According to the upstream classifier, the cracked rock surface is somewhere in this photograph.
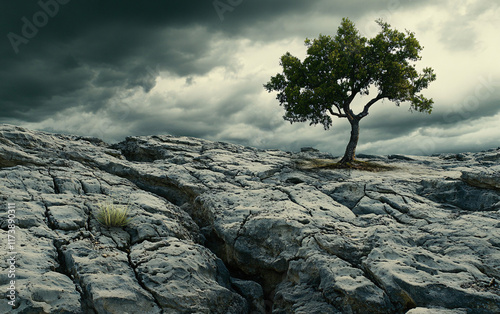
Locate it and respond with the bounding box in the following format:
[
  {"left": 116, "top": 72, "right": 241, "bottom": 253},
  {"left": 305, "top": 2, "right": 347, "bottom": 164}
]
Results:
[{"left": 1, "top": 124, "right": 500, "bottom": 313}]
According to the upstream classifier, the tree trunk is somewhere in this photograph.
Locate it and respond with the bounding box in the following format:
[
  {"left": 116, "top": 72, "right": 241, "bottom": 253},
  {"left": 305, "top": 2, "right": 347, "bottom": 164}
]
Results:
[{"left": 340, "top": 118, "right": 360, "bottom": 164}]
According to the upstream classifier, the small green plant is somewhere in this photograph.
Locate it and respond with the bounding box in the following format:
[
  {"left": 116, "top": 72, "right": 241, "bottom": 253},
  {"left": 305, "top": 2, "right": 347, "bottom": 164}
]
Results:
[{"left": 95, "top": 201, "right": 131, "bottom": 227}]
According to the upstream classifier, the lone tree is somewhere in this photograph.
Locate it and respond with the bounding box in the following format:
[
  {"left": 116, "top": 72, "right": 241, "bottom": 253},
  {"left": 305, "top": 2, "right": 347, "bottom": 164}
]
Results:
[{"left": 264, "top": 18, "right": 436, "bottom": 164}]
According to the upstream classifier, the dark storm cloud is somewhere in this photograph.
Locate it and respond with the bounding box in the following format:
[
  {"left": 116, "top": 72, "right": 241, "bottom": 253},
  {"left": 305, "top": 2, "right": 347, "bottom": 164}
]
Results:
[
  {"left": 0, "top": 0, "right": 422, "bottom": 123},
  {"left": 1, "top": 1, "right": 225, "bottom": 121}
]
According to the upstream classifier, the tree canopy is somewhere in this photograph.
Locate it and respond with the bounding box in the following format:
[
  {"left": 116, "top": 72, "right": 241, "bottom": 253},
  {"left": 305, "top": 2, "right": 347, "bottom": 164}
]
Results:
[{"left": 264, "top": 18, "right": 436, "bottom": 164}]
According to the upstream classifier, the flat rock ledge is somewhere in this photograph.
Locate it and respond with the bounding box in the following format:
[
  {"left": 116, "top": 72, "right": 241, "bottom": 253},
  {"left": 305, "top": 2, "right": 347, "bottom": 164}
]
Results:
[{"left": 1, "top": 124, "right": 499, "bottom": 313}]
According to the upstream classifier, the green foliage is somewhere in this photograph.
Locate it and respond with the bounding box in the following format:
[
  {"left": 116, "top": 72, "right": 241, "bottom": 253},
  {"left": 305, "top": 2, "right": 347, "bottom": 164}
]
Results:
[
  {"left": 264, "top": 18, "right": 436, "bottom": 129},
  {"left": 95, "top": 201, "right": 131, "bottom": 227}
]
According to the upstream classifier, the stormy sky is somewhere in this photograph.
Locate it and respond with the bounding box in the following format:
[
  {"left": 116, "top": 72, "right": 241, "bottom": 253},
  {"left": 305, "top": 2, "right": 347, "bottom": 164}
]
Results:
[{"left": 1, "top": 0, "right": 499, "bottom": 156}]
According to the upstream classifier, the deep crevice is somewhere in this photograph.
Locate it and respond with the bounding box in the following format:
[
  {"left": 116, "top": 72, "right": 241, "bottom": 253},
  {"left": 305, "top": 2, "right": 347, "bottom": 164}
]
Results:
[
  {"left": 112, "top": 171, "right": 193, "bottom": 207},
  {"left": 53, "top": 239, "right": 96, "bottom": 314},
  {"left": 43, "top": 197, "right": 95, "bottom": 314},
  {"left": 48, "top": 168, "right": 61, "bottom": 194},
  {"left": 233, "top": 211, "right": 255, "bottom": 247},
  {"left": 203, "top": 225, "right": 286, "bottom": 301},
  {"left": 226, "top": 262, "right": 278, "bottom": 314},
  {"left": 126, "top": 249, "right": 164, "bottom": 313},
  {"left": 360, "top": 263, "right": 404, "bottom": 313},
  {"left": 42, "top": 202, "right": 56, "bottom": 231}
]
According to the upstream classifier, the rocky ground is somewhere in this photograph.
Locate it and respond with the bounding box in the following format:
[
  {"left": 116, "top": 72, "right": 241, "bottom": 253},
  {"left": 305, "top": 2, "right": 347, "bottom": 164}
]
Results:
[{"left": 0, "top": 124, "right": 499, "bottom": 313}]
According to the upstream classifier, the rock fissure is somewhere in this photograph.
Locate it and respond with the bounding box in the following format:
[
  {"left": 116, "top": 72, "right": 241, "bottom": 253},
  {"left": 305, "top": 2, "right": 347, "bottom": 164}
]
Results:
[
  {"left": 39, "top": 194, "right": 91, "bottom": 313},
  {"left": 125, "top": 174, "right": 194, "bottom": 206},
  {"left": 126, "top": 249, "right": 164, "bottom": 313},
  {"left": 234, "top": 211, "right": 256, "bottom": 246},
  {"left": 41, "top": 202, "right": 57, "bottom": 230},
  {"left": 53, "top": 239, "right": 90, "bottom": 313},
  {"left": 83, "top": 203, "right": 92, "bottom": 232},
  {"left": 47, "top": 168, "right": 61, "bottom": 194}
]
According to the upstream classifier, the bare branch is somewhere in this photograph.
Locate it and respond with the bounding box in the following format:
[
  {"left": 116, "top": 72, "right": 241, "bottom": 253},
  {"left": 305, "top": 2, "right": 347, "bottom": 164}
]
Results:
[
  {"left": 334, "top": 104, "right": 343, "bottom": 115},
  {"left": 328, "top": 108, "right": 347, "bottom": 118},
  {"left": 340, "top": 91, "right": 359, "bottom": 121},
  {"left": 357, "top": 94, "right": 385, "bottom": 119}
]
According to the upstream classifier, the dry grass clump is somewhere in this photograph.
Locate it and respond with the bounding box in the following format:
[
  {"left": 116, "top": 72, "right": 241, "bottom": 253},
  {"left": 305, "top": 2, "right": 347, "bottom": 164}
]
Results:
[{"left": 95, "top": 201, "right": 131, "bottom": 227}]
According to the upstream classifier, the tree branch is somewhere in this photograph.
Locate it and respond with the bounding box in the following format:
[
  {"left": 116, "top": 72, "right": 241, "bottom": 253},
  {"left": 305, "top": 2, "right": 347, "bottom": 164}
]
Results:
[
  {"left": 334, "top": 104, "right": 343, "bottom": 115},
  {"left": 328, "top": 107, "right": 347, "bottom": 118},
  {"left": 342, "top": 91, "right": 359, "bottom": 121},
  {"left": 345, "top": 91, "right": 358, "bottom": 107},
  {"left": 357, "top": 94, "right": 385, "bottom": 119}
]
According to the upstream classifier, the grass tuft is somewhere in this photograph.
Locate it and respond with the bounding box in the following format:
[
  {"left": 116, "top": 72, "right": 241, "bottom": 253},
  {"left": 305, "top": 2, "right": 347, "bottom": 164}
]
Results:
[{"left": 95, "top": 201, "right": 132, "bottom": 227}]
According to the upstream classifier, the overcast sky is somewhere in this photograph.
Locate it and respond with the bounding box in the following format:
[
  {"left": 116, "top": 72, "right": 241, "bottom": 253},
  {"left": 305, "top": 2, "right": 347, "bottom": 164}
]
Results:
[{"left": 1, "top": 0, "right": 499, "bottom": 156}]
